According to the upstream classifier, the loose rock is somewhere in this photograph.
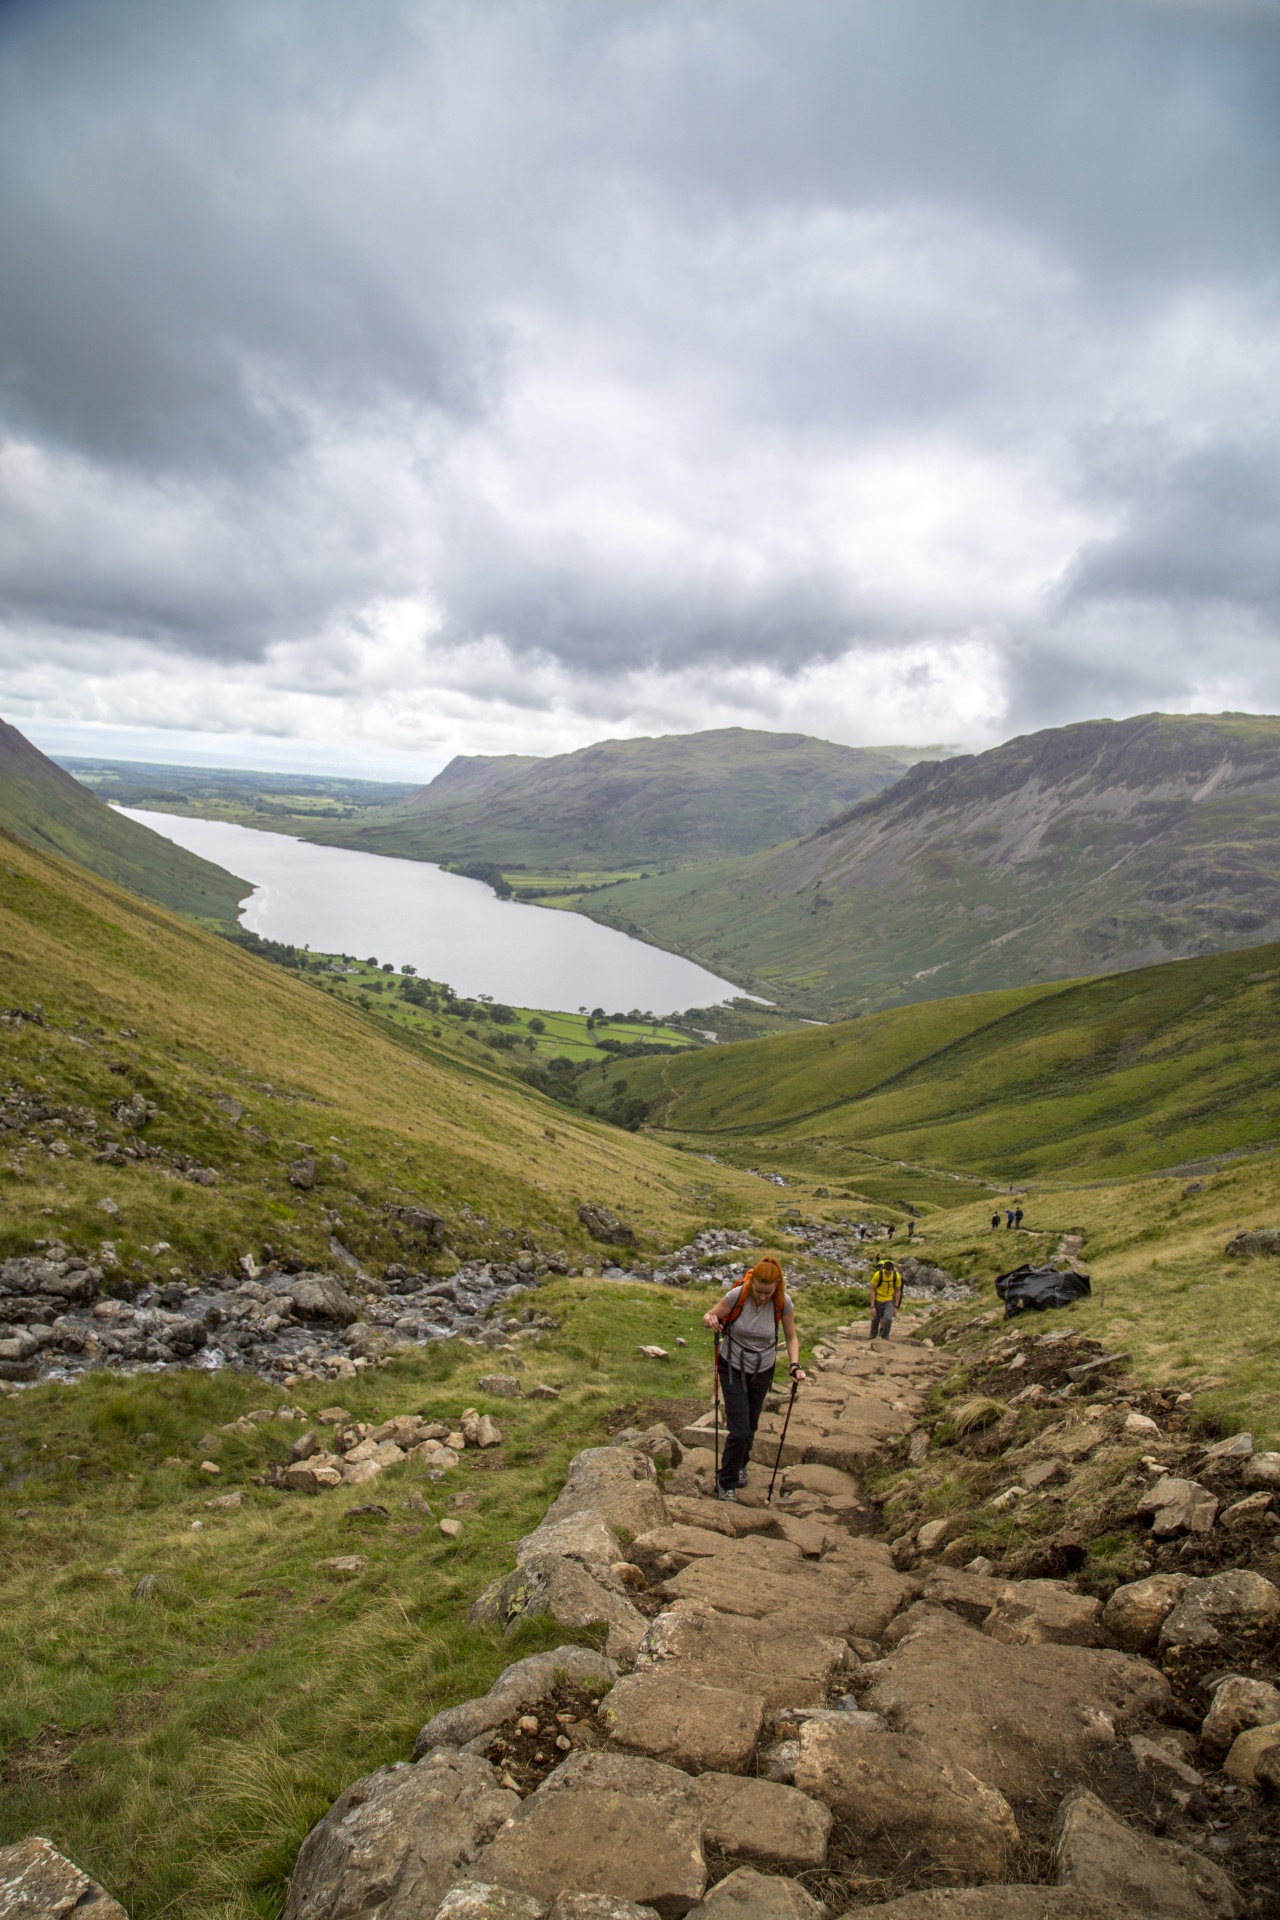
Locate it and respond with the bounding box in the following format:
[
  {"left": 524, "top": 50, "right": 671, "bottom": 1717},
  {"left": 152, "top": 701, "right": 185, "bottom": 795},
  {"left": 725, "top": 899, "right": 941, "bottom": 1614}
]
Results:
[{"left": 1054, "top": 1787, "right": 1242, "bottom": 1920}]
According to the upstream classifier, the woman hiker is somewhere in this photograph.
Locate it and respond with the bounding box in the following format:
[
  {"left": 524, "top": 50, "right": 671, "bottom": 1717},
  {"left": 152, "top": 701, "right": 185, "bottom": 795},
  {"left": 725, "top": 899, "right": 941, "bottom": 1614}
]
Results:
[{"left": 702, "top": 1256, "right": 805, "bottom": 1502}]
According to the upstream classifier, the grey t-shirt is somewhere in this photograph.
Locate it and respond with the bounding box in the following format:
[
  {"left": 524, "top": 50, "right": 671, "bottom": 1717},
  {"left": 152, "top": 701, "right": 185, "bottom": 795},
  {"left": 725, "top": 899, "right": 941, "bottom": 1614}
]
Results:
[{"left": 722, "top": 1285, "right": 789, "bottom": 1375}]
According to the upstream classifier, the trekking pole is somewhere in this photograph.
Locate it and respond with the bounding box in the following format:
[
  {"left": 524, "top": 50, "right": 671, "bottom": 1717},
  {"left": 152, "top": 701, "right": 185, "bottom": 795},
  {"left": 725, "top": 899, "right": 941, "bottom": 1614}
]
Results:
[
  {"left": 766, "top": 1375, "right": 800, "bottom": 1504},
  {"left": 712, "top": 1328, "right": 722, "bottom": 1488}
]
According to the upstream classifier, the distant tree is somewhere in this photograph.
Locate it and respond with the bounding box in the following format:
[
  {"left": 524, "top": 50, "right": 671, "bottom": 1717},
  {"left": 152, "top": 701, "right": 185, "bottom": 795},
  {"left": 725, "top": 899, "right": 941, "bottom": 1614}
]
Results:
[
  {"left": 528, "top": 1017, "right": 545, "bottom": 1033},
  {"left": 381, "top": 962, "right": 394, "bottom": 973},
  {"left": 365, "top": 956, "right": 378, "bottom": 967},
  {"left": 401, "top": 963, "right": 417, "bottom": 975}
]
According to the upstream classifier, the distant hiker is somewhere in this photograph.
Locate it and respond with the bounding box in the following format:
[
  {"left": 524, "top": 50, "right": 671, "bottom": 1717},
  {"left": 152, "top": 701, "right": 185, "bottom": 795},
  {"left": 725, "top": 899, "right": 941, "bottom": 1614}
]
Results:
[
  {"left": 907, "top": 1220, "right": 915, "bottom": 1241},
  {"left": 1006, "top": 1208, "right": 1015, "bottom": 1228},
  {"left": 991, "top": 1212, "right": 1001, "bottom": 1231},
  {"left": 886, "top": 1221, "right": 896, "bottom": 1239},
  {"left": 703, "top": 1257, "right": 805, "bottom": 1501},
  {"left": 1014, "top": 1206, "right": 1024, "bottom": 1230},
  {"left": 869, "top": 1256, "right": 903, "bottom": 1340}
]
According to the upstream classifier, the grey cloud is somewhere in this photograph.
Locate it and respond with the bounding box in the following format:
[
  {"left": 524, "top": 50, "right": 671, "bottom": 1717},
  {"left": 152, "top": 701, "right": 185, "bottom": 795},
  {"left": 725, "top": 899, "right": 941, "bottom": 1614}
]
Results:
[{"left": 0, "top": 0, "right": 1278, "bottom": 729}]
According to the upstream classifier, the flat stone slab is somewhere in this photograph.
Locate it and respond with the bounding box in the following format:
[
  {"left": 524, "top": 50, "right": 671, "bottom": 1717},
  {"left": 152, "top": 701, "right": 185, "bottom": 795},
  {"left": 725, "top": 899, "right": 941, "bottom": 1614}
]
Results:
[
  {"left": 860, "top": 1607, "right": 1172, "bottom": 1805},
  {"left": 471, "top": 1788, "right": 706, "bottom": 1920},
  {"left": 690, "top": 1774, "right": 831, "bottom": 1870},
  {"left": 657, "top": 1536, "right": 916, "bottom": 1640},
  {"left": 792, "top": 1718, "right": 1018, "bottom": 1878},
  {"left": 600, "top": 1673, "right": 764, "bottom": 1773},
  {"left": 635, "top": 1603, "right": 846, "bottom": 1709}
]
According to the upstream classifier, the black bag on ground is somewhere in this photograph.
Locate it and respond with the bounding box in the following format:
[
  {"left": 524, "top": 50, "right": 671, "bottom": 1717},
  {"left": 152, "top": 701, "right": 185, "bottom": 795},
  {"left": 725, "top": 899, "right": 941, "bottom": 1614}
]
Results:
[{"left": 995, "top": 1263, "right": 1091, "bottom": 1317}]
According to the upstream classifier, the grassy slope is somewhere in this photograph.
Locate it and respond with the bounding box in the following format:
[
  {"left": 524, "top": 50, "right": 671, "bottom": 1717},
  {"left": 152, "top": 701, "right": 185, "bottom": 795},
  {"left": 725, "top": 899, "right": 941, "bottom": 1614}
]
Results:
[
  {"left": 1, "top": 724, "right": 250, "bottom": 932},
  {"left": 592, "top": 942, "right": 1280, "bottom": 1186},
  {"left": 0, "top": 829, "right": 775, "bottom": 1282},
  {"left": 298, "top": 729, "right": 932, "bottom": 871},
  {"left": 575, "top": 712, "right": 1280, "bottom": 1016}
]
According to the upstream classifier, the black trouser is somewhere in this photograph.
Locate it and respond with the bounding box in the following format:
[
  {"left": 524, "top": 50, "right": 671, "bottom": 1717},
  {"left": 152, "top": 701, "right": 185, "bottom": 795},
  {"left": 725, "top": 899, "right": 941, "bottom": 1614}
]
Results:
[{"left": 717, "top": 1357, "right": 775, "bottom": 1489}]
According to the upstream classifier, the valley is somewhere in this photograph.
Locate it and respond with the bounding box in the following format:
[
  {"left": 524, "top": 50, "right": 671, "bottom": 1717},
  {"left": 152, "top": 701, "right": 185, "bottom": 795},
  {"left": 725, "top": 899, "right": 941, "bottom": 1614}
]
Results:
[{"left": 4, "top": 716, "right": 1280, "bottom": 1919}]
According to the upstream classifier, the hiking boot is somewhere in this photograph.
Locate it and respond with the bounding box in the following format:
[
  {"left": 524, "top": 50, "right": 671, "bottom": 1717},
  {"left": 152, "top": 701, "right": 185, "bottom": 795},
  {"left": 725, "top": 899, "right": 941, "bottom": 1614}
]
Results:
[
  {"left": 715, "top": 1485, "right": 737, "bottom": 1502},
  {"left": 735, "top": 1467, "right": 749, "bottom": 1488}
]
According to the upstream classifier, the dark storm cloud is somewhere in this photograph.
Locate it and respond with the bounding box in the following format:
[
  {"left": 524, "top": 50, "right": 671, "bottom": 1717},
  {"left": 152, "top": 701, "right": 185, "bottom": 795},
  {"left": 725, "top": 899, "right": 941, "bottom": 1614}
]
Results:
[{"left": 0, "top": 0, "right": 1279, "bottom": 739}]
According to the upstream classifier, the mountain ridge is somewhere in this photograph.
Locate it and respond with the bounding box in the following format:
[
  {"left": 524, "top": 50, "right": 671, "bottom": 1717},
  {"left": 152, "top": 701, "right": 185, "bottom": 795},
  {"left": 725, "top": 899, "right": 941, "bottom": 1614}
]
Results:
[
  {"left": 315, "top": 726, "right": 941, "bottom": 870},
  {"left": 574, "top": 711, "right": 1280, "bottom": 1014}
]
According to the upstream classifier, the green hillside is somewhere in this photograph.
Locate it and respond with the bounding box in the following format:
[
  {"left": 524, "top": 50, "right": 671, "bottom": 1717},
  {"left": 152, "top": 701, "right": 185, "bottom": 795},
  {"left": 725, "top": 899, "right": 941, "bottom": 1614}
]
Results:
[
  {"left": 579, "top": 940, "right": 1280, "bottom": 1188},
  {"left": 303, "top": 728, "right": 935, "bottom": 873},
  {"left": 0, "top": 722, "right": 250, "bottom": 930},
  {"left": 0, "top": 829, "right": 777, "bottom": 1280},
  {"left": 575, "top": 712, "right": 1280, "bottom": 1016}
]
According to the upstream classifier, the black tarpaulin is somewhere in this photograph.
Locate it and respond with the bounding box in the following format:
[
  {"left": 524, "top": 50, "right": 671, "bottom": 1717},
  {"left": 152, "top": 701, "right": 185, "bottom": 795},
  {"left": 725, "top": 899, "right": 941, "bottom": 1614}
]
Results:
[{"left": 995, "top": 1263, "right": 1092, "bottom": 1316}]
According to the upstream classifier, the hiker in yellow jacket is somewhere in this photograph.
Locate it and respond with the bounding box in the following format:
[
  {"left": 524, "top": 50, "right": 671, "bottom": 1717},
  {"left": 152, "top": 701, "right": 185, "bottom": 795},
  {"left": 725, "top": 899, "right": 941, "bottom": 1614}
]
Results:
[{"left": 869, "top": 1254, "right": 902, "bottom": 1341}]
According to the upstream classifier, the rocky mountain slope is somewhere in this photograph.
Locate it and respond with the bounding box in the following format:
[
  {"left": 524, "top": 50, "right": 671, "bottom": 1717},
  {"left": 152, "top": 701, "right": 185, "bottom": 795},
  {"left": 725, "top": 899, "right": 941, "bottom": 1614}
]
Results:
[
  {"left": 316, "top": 729, "right": 933, "bottom": 872},
  {"left": 576, "top": 713, "right": 1280, "bottom": 1015},
  {"left": 0, "top": 717, "right": 250, "bottom": 929}
]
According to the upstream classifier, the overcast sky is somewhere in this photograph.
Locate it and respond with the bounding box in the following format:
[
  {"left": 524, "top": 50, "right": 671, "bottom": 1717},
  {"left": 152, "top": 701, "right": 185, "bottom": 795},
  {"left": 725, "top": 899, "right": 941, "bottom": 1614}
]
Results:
[{"left": 3, "top": 0, "right": 1279, "bottom": 779}]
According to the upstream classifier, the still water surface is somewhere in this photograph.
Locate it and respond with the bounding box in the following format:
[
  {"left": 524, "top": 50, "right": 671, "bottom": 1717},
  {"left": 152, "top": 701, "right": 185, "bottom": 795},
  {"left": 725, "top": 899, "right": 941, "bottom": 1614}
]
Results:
[{"left": 122, "top": 808, "right": 742, "bottom": 1014}]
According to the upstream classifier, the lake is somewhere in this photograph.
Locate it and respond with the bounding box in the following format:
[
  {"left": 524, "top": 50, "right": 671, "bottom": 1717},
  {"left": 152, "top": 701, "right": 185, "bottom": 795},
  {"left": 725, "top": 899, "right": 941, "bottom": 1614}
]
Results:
[{"left": 121, "top": 808, "right": 743, "bottom": 1015}]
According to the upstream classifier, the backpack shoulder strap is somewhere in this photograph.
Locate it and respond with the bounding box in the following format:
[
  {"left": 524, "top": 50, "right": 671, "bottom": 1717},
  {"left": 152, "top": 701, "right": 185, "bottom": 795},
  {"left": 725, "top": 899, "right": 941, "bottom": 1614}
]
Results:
[{"left": 722, "top": 1278, "right": 751, "bottom": 1326}]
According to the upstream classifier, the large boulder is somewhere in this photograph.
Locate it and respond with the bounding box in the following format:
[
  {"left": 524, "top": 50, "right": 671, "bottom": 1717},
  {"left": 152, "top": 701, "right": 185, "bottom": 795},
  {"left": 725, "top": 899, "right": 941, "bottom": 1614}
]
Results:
[
  {"left": 1223, "top": 1722, "right": 1280, "bottom": 1785},
  {"left": 634, "top": 1602, "right": 846, "bottom": 1709},
  {"left": 414, "top": 1647, "right": 617, "bottom": 1756},
  {"left": 578, "top": 1205, "right": 636, "bottom": 1247},
  {"left": 599, "top": 1674, "right": 764, "bottom": 1773},
  {"left": 542, "top": 1448, "right": 667, "bottom": 1541},
  {"left": 1224, "top": 1229, "right": 1280, "bottom": 1257},
  {"left": 282, "top": 1749, "right": 518, "bottom": 1920},
  {"left": 792, "top": 1718, "right": 1018, "bottom": 1877},
  {"left": 274, "top": 1272, "right": 359, "bottom": 1325},
  {"left": 1054, "top": 1788, "right": 1242, "bottom": 1920},
  {"left": 0, "top": 1835, "right": 127, "bottom": 1917},
  {"left": 467, "top": 1557, "right": 648, "bottom": 1663},
  {"left": 858, "top": 1605, "right": 1172, "bottom": 1805},
  {"left": 1158, "top": 1569, "right": 1280, "bottom": 1651}
]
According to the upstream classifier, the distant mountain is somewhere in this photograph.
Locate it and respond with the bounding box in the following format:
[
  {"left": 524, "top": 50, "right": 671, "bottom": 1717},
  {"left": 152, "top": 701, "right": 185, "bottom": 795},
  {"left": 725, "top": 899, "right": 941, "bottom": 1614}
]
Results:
[
  {"left": 333, "top": 728, "right": 936, "bottom": 870},
  {"left": 0, "top": 719, "right": 249, "bottom": 928},
  {"left": 575, "top": 712, "right": 1280, "bottom": 1014}
]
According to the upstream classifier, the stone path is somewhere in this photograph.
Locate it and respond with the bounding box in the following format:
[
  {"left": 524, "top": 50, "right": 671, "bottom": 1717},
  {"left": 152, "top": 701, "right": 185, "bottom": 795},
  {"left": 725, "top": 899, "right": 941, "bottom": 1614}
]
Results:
[{"left": 11, "top": 1315, "right": 1274, "bottom": 1920}]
